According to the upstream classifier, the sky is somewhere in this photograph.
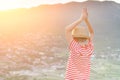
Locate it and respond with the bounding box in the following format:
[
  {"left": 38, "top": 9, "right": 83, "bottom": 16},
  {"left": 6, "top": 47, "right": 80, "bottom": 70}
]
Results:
[{"left": 0, "top": 0, "right": 120, "bottom": 11}]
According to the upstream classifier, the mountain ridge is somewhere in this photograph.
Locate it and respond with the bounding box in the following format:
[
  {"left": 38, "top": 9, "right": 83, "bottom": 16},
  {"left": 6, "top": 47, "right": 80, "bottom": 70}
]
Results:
[{"left": 0, "top": 1, "right": 120, "bottom": 42}]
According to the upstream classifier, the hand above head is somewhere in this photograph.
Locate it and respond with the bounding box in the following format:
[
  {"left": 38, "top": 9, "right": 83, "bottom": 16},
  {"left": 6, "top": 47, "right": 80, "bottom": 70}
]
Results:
[
  {"left": 65, "top": 7, "right": 94, "bottom": 44},
  {"left": 80, "top": 8, "right": 88, "bottom": 21}
]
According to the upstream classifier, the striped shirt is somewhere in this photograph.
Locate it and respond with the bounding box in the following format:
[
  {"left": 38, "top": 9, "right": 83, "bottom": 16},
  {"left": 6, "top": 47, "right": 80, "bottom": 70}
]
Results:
[{"left": 65, "top": 39, "right": 94, "bottom": 80}]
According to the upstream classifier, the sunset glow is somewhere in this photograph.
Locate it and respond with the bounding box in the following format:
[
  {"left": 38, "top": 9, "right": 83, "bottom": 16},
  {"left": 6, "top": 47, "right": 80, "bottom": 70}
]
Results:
[
  {"left": 0, "top": 0, "right": 120, "bottom": 11},
  {"left": 0, "top": 0, "right": 19, "bottom": 11}
]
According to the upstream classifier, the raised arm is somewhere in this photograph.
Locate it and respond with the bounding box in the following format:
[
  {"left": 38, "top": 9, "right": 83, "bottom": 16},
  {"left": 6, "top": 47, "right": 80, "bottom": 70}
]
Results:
[
  {"left": 83, "top": 8, "right": 94, "bottom": 40},
  {"left": 85, "top": 18, "right": 94, "bottom": 40},
  {"left": 65, "top": 18, "right": 83, "bottom": 43},
  {"left": 65, "top": 8, "right": 93, "bottom": 43},
  {"left": 65, "top": 8, "right": 87, "bottom": 43}
]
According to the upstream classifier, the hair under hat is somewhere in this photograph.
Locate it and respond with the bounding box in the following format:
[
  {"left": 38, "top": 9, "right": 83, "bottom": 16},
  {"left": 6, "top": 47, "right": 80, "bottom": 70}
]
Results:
[{"left": 72, "top": 26, "right": 90, "bottom": 38}]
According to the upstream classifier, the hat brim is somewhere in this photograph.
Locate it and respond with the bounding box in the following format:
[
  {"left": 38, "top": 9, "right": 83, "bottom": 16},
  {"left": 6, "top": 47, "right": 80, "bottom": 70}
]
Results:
[{"left": 72, "top": 35, "right": 90, "bottom": 39}]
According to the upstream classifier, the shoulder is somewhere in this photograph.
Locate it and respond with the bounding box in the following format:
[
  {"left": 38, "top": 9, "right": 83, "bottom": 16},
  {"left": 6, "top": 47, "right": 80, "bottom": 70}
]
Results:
[
  {"left": 88, "top": 38, "right": 94, "bottom": 46},
  {"left": 68, "top": 38, "right": 77, "bottom": 50}
]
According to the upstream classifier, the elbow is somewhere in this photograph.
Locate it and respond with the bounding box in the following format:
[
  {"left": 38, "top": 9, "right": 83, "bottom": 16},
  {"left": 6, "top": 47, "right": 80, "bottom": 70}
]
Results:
[
  {"left": 65, "top": 26, "right": 72, "bottom": 32},
  {"left": 90, "top": 32, "right": 94, "bottom": 36},
  {"left": 91, "top": 31, "right": 94, "bottom": 35},
  {"left": 90, "top": 30, "right": 94, "bottom": 35}
]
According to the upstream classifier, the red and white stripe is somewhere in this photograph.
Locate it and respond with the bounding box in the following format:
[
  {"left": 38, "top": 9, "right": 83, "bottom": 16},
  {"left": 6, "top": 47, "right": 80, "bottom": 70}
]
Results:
[{"left": 65, "top": 39, "right": 94, "bottom": 80}]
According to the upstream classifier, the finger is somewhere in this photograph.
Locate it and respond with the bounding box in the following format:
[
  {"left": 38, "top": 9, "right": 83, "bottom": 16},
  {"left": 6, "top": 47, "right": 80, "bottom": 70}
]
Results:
[
  {"left": 84, "top": 8, "right": 87, "bottom": 12},
  {"left": 82, "top": 8, "right": 84, "bottom": 12},
  {"left": 82, "top": 7, "right": 86, "bottom": 11},
  {"left": 83, "top": 7, "right": 86, "bottom": 9},
  {"left": 83, "top": 8, "right": 86, "bottom": 12},
  {"left": 85, "top": 7, "right": 87, "bottom": 11}
]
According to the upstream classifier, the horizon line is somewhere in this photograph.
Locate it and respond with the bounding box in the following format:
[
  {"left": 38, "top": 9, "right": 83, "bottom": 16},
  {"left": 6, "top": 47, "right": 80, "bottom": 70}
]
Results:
[{"left": 0, "top": 0, "right": 119, "bottom": 11}]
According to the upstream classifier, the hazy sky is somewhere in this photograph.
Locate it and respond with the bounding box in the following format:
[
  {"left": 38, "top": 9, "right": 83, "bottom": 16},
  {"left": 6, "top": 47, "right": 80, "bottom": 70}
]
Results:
[{"left": 0, "top": 0, "right": 120, "bottom": 10}]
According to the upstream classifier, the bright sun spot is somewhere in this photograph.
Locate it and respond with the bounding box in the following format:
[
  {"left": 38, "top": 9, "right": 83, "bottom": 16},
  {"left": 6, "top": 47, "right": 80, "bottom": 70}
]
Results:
[
  {"left": 0, "top": 0, "right": 32, "bottom": 11},
  {"left": 0, "top": 0, "right": 19, "bottom": 11}
]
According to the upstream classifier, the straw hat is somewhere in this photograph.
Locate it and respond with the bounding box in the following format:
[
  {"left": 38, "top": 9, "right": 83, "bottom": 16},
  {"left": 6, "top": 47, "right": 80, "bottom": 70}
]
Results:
[{"left": 72, "top": 27, "right": 90, "bottom": 39}]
